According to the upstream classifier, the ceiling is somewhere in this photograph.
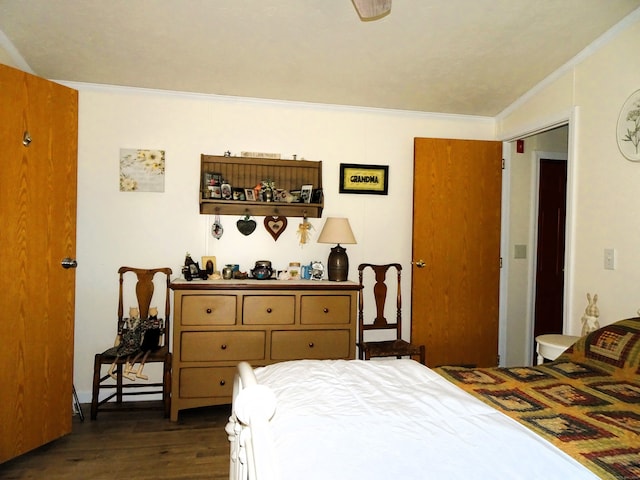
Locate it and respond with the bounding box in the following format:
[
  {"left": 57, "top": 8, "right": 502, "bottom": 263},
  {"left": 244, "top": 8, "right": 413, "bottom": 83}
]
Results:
[{"left": 1, "top": 0, "right": 639, "bottom": 116}]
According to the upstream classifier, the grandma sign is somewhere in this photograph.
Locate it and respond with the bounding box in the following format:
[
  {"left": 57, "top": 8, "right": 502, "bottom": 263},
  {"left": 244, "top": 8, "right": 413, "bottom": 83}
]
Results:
[{"left": 339, "top": 163, "right": 389, "bottom": 195}]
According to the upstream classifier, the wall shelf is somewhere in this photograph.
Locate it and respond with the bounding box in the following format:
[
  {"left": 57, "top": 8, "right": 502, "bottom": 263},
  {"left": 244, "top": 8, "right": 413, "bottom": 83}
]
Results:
[{"left": 200, "top": 154, "right": 323, "bottom": 218}]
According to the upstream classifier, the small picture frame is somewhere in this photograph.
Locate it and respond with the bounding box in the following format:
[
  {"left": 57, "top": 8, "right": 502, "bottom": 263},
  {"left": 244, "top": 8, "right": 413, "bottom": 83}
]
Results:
[
  {"left": 201, "top": 256, "right": 217, "bottom": 275},
  {"left": 232, "top": 188, "right": 245, "bottom": 201},
  {"left": 221, "top": 183, "right": 232, "bottom": 200},
  {"left": 301, "top": 184, "right": 313, "bottom": 204},
  {"left": 245, "top": 188, "right": 256, "bottom": 201},
  {"left": 339, "top": 163, "right": 389, "bottom": 195},
  {"left": 311, "top": 188, "right": 323, "bottom": 204}
]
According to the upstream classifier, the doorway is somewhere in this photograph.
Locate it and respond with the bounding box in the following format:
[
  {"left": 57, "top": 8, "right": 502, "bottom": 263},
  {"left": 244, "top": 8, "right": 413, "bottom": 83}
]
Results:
[
  {"left": 532, "top": 156, "right": 568, "bottom": 357},
  {"left": 501, "top": 124, "right": 571, "bottom": 366}
]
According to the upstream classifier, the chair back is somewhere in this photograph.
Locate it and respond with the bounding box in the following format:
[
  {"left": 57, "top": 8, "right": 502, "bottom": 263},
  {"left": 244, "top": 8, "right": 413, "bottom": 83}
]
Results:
[
  {"left": 358, "top": 263, "right": 402, "bottom": 342},
  {"left": 117, "top": 266, "right": 172, "bottom": 347}
]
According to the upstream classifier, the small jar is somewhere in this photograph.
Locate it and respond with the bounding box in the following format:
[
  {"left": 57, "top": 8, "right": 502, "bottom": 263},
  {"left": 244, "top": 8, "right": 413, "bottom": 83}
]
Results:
[
  {"left": 222, "top": 265, "right": 234, "bottom": 280},
  {"left": 288, "top": 262, "right": 301, "bottom": 279}
]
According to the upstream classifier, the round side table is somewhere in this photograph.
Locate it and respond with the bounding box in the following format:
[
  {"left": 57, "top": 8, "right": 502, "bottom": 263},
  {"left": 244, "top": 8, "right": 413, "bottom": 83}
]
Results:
[{"left": 535, "top": 334, "right": 580, "bottom": 365}]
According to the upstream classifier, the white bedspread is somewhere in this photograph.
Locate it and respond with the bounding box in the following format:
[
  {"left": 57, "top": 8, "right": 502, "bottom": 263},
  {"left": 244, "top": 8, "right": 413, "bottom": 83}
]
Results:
[{"left": 254, "top": 359, "right": 598, "bottom": 480}]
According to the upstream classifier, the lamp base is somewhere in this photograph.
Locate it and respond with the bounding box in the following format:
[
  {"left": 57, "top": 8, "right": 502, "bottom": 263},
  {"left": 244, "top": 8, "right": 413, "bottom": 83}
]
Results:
[{"left": 327, "top": 244, "right": 349, "bottom": 281}]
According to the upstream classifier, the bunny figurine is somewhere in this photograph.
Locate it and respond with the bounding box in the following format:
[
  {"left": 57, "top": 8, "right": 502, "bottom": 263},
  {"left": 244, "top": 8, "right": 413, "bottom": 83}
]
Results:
[{"left": 581, "top": 293, "right": 600, "bottom": 336}]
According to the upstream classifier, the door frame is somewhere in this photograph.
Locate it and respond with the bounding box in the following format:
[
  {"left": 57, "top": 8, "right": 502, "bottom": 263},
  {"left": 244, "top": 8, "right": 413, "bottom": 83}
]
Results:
[{"left": 498, "top": 106, "right": 579, "bottom": 365}]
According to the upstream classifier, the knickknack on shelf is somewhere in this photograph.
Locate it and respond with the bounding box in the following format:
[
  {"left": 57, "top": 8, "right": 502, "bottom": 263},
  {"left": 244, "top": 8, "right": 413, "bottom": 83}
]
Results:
[{"left": 200, "top": 154, "right": 324, "bottom": 218}]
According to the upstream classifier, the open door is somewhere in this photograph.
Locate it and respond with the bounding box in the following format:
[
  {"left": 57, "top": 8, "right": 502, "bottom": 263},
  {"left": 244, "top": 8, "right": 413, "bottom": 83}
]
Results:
[
  {"left": 411, "top": 138, "right": 502, "bottom": 367},
  {"left": 0, "top": 65, "right": 78, "bottom": 462}
]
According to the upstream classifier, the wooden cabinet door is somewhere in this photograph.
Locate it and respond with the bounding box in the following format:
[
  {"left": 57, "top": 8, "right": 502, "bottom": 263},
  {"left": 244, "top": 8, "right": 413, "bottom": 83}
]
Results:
[
  {"left": 0, "top": 64, "right": 78, "bottom": 463},
  {"left": 411, "top": 138, "right": 502, "bottom": 368}
]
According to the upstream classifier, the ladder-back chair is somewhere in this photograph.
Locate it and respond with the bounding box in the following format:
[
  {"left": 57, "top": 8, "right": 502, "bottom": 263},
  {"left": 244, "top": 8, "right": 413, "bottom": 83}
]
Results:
[
  {"left": 90, "top": 266, "right": 172, "bottom": 419},
  {"left": 358, "top": 263, "right": 425, "bottom": 364}
]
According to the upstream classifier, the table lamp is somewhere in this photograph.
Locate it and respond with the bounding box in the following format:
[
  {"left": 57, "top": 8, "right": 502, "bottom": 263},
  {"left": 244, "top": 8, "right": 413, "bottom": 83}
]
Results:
[{"left": 317, "top": 217, "right": 357, "bottom": 281}]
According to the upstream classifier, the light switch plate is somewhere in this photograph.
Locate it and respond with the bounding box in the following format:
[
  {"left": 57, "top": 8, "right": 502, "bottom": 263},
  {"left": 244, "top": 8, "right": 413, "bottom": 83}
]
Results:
[{"left": 604, "top": 248, "right": 616, "bottom": 270}]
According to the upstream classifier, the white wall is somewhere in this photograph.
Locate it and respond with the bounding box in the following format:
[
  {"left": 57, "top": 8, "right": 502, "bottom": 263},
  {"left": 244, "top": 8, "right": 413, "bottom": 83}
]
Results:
[
  {"left": 498, "top": 15, "right": 640, "bottom": 342},
  {"left": 73, "top": 86, "right": 495, "bottom": 400}
]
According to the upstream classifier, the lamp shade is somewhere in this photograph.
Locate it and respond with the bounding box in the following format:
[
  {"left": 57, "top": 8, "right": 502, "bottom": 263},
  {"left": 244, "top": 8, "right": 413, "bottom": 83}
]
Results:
[
  {"left": 352, "top": 0, "right": 392, "bottom": 20},
  {"left": 317, "top": 217, "right": 357, "bottom": 245}
]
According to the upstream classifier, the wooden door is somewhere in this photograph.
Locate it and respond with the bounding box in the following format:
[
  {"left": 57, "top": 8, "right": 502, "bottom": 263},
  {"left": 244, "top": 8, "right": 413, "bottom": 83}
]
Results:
[
  {"left": 0, "top": 64, "right": 78, "bottom": 463},
  {"left": 533, "top": 159, "right": 567, "bottom": 341},
  {"left": 411, "top": 138, "right": 502, "bottom": 367}
]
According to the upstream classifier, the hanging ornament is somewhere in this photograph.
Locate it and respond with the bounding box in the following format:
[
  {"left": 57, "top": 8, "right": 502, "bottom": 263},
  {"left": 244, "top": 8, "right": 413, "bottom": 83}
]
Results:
[
  {"left": 264, "top": 216, "right": 287, "bottom": 241},
  {"left": 297, "top": 215, "right": 313, "bottom": 246},
  {"left": 211, "top": 215, "right": 224, "bottom": 239},
  {"left": 236, "top": 214, "right": 257, "bottom": 236}
]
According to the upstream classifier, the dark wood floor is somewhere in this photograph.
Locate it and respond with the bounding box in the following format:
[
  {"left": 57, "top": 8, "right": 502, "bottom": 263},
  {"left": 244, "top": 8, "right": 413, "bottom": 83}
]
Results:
[{"left": 0, "top": 402, "right": 232, "bottom": 480}]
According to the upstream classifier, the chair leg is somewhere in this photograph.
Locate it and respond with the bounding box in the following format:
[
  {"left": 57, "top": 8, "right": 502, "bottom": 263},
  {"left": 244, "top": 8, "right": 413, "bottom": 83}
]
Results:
[
  {"left": 90, "top": 354, "right": 102, "bottom": 420},
  {"left": 116, "top": 363, "right": 123, "bottom": 403}
]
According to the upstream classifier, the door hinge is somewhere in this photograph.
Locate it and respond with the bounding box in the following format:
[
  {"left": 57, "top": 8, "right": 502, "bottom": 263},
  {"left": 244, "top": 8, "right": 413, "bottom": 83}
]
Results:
[
  {"left": 500, "top": 257, "right": 503, "bottom": 268},
  {"left": 497, "top": 354, "right": 501, "bottom": 366},
  {"left": 502, "top": 158, "right": 505, "bottom": 169}
]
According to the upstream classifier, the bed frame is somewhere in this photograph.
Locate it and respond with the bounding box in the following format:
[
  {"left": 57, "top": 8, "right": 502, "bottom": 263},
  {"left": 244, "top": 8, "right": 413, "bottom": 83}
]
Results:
[
  {"left": 226, "top": 358, "right": 604, "bottom": 480},
  {"left": 226, "top": 362, "right": 278, "bottom": 480}
]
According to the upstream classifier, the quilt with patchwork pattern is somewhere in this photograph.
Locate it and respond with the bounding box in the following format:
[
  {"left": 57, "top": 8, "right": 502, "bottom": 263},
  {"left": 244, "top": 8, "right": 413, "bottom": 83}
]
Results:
[{"left": 436, "top": 317, "right": 640, "bottom": 479}]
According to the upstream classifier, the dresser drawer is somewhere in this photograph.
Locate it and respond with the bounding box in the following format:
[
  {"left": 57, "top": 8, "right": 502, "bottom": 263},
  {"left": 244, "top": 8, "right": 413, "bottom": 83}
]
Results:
[
  {"left": 271, "top": 329, "right": 351, "bottom": 359},
  {"left": 179, "top": 366, "right": 236, "bottom": 398},
  {"left": 180, "top": 331, "right": 265, "bottom": 361},
  {"left": 181, "top": 294, "right": 236, "bottom": 325},
  {"left": 243, "top": 295, "right": 295, "bottom": 325},
  {"left": 300, "top": 295, "right": 351, "bottom": 325}
]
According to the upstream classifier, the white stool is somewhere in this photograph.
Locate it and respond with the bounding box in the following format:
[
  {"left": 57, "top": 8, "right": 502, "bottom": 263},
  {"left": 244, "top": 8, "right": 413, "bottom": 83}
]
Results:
[{"left": 535, "top": 334, "right": 580, "bottom": 365}]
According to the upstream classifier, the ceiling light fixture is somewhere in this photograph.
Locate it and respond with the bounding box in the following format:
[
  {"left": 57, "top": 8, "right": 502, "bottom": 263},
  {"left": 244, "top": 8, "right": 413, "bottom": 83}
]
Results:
[{"left": 351, "top": 0, "right": 392, "bottom": 21}]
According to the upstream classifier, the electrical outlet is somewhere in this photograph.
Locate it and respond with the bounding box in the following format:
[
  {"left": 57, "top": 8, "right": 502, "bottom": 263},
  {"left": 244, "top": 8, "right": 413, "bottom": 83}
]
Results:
[{"left": 604, "top": 248, "right": 616, "bottom": 270}]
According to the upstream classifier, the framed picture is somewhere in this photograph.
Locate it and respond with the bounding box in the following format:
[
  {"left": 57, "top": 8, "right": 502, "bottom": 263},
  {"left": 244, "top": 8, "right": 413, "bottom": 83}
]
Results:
[
  {"left": 201, "top": 256, "right": 217, "bottom": 275},
  {"left": 617, "top": 88, "right": 640, "bottom": 162},
  {"left": 301, "top": 184, "right": 313, "bottom": 203},
  {"left": 339, "top": 163, "right": 389, "bottom": 195},
  {"left": 232, "top": 188, "right": 245, "bottom": 201},
  {"left": 245, "top": 188, "right": 256, "bottom": 201},
  {"left": 119, "top": 148, "right": 165, "bottom": 192}
]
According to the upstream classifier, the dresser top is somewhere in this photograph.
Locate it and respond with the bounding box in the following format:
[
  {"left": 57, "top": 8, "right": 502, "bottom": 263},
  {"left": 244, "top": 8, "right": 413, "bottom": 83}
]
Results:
[{"left": 170, "top": 278, "right": 361, "bottom": 291}]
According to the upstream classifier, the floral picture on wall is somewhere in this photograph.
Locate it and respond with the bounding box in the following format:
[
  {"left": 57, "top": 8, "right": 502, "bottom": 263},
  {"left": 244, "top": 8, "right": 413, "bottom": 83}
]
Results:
[
  {"left": 617, "top": 89, "right": 640, "bottom": 162},
  {"left": 119, "top": 149, "right": 166, "bottom": 192}
]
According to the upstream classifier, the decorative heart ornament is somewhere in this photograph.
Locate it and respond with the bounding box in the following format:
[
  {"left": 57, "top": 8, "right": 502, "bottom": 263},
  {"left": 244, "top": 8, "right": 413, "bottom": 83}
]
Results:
[
  {"left": 264, "top": 216, "right": 288, "bottom": 241},
  {"left": 236, "top": 215, "right": 257, "bottom": 236}
]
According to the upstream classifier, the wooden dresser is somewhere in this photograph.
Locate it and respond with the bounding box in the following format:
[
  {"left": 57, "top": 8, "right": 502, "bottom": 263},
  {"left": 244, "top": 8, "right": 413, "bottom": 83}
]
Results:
[{"left": 169, "top": 279, "right": 360, "bottom": 420}]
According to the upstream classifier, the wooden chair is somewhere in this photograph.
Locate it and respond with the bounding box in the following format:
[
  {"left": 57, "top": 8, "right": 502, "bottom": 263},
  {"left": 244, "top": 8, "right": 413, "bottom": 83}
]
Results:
[
  {"left": 358, "top": 263, "right": 425, "bottom": 364},
  {"left": 91, "top": 267, "right": 172, "bottom": 420}
]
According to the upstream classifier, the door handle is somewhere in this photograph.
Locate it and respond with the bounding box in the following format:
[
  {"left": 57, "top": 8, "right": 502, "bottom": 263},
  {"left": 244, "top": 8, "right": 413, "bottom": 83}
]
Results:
[
  {"left": 61, "top": 258, "right": 78, "bottom": 269},
  {"left": 413, "top": 260, "right": 426, "bottom": 268}
]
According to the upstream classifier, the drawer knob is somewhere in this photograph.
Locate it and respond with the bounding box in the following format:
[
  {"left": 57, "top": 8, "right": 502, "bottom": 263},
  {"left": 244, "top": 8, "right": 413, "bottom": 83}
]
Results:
[
  {"left": 206, "top": 308, "right": 212, "bottom": 314},
  {"left": 221, "top": 344, "right": 227, "bottom": 350},
  {"left": 323, "top": 308, "right": 329, "bottom": 313},
  {"left": 220, "top": 379, "right": 226, "bottom": 386},
  {"left": 266, "top": 308, "right": 272, "bottom": 313},
  {"left": 308, "top": 342, "right": 315, "bottom": 348}
]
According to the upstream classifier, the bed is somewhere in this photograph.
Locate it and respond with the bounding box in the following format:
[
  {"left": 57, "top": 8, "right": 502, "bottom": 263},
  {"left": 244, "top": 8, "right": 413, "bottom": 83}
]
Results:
[{"left": 227, "top": 317, "right": 640, "bottom": 480}]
